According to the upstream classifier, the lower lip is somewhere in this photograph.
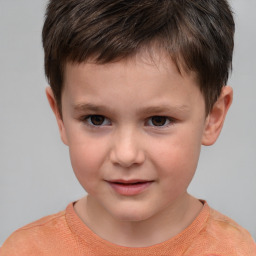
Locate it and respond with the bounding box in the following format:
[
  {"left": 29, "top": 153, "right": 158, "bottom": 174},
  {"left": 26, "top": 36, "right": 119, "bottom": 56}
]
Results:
[{"left": 108, "top": 181, "right": 153, "bottom": 196}]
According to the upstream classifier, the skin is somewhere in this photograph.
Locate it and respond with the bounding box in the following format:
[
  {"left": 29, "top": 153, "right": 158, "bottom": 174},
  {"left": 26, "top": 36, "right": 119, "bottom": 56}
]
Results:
[{"left": 46, "top": 52, "right": 232, "bottom": 247}]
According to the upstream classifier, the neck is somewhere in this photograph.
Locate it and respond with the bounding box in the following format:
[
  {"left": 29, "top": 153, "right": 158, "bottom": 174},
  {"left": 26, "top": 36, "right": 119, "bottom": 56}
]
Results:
[{"left": 74, "top": 194, "right": 203, "bottom": 247}]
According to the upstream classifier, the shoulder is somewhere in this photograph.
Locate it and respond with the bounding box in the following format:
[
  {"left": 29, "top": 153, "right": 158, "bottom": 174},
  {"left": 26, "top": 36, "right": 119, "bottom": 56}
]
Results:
[
  {"left": 207, "top": 208, "right": 254, "bottom": 243},
  {"left": 1, "top": 208, "right": 75, "bottom": 256},
  {"left": 190, "top": 205, "right": 256, "bottom": 256}
]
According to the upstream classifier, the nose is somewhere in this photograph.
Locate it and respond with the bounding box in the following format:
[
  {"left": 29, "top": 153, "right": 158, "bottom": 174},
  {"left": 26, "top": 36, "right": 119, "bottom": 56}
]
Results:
[{"left": 109, "top": 128, "right": 145, "bottom": 168}]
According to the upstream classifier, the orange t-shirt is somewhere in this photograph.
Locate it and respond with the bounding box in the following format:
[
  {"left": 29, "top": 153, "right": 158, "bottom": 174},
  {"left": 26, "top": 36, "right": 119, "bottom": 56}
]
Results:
[{"left": 1, "top": 201, "right": 255, "bottom": 256}]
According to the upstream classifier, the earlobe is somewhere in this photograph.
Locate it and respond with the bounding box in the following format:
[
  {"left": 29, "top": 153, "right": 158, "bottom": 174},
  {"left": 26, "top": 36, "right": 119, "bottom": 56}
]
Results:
[
  {"left": 45, "top": 87, "right": 68, "bottom": 145},
  {"left": 202, "top": 86, "right": 233, "bottom": 146}
]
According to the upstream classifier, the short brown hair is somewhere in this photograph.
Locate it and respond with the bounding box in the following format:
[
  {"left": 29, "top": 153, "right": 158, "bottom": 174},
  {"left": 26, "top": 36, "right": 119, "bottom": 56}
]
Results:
[{"left": 42, "top": 0, "right": 235, "bottom": 114}]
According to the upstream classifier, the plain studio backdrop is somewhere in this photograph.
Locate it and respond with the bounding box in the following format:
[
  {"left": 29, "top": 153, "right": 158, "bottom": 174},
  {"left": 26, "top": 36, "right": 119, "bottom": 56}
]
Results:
[{"left": 0, "top": 0, "right": 255, "bottom": 245}]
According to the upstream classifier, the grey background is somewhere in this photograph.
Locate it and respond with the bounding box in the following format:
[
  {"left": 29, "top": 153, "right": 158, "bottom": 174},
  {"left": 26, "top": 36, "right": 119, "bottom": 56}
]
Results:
[{"left": 0, "top": 0, "right": 255, "bottom": 245}]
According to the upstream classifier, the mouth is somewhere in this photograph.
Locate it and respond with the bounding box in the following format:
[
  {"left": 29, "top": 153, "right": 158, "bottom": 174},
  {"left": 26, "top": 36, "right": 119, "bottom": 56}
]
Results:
[{"left": 106, "top": 179, "right": 154, "bottom": 196}]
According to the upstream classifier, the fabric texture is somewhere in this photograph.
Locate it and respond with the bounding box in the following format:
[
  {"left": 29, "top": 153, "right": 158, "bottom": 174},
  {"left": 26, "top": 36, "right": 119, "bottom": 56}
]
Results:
[{"left": 1, "top": 201, "right": 255, "bottom": 256}]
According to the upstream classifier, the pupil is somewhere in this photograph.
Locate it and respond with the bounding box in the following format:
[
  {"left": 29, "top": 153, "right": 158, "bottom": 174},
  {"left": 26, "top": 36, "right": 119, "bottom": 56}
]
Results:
[
  {"left": 152, "top": 116, "right": 166, "bottom": 126},
  {"left": 91, "top": 115, "right": 104, "bottom": 125}
]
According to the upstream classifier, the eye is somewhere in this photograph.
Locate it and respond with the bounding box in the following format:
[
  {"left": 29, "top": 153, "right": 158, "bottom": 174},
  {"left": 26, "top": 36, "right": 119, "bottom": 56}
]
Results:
[
  {"left": 85, "top": 115, "right": 111, "bottom": 126},
  {"left": 147, "top": 116, "right": 172, "bottom": 127}
]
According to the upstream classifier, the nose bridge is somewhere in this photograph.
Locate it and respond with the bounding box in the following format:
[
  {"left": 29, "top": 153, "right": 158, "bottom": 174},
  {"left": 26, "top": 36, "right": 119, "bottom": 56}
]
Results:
[{"left": 110, "top": 125, "right": 145, "bottom": 167}]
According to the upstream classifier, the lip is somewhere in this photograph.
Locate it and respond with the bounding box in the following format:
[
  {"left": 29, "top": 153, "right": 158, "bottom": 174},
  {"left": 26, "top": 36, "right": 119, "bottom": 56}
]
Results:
[{"left": 107, "top": 179, "right": 153, "bottom": 196}]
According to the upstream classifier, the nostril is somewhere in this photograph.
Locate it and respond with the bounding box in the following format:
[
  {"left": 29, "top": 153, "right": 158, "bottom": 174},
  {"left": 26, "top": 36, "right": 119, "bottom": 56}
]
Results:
[{"left": 109, "top": 144, "right": 146, "bottom": 168}]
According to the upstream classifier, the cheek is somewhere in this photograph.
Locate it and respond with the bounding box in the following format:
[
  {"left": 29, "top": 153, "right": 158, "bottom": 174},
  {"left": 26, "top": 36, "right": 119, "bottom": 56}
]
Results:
[
  {"left": 68, "top": 139, "right": 107, "bottom": 192},
  {"left": 151, "top": 132, "right": 202, "bottom": 189},
  {"left": 159, "top": 148, "right": 199, "bottom": 180},
  {"left": 69, "top": 144, "right": 98, "bottom": 171}
]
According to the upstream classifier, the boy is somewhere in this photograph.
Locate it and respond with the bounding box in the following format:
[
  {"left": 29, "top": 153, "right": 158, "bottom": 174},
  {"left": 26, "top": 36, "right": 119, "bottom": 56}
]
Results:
[{"left": 1, "top": 0, "right": 255, "bottom": 255}]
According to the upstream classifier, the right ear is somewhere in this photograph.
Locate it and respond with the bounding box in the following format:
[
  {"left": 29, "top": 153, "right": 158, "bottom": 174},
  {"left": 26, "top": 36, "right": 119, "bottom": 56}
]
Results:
[{"left": 45, "top": 87, "right": 68, "bottom": 145}]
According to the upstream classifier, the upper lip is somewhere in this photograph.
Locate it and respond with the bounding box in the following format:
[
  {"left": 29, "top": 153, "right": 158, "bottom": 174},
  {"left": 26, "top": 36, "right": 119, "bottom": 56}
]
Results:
[{"left": 107, "top": 179, "right": 153, "bottom": 184}]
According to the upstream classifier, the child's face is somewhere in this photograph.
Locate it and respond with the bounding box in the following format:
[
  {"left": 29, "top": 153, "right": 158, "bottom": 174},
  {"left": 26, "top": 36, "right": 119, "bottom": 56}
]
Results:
[{"left": 53, "top": 54, "right": 210, "bottom": 222}]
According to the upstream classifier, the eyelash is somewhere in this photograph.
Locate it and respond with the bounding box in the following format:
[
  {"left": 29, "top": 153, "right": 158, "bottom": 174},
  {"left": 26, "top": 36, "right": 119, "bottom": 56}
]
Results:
[
  {"left": 81, "top": 115, "right": 175, "bottom": 128},
  {"left": 81, "top": 115, "right": 111, "bottom": 128},
  {"left": 146, "top": 116, "right": 173, "bottom": 127}
]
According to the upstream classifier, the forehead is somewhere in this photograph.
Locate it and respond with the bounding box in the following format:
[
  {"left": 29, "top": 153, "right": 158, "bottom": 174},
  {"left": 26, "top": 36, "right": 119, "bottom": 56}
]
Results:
[
  {"left": 66, "top": 44, "right": 196, "bottom": 75},
  {"left": 63, "top": 49, "right": 198, "bottom": 89},
  {"left": 63, "top": 59, "right": 196, "bottom": 98},
  {"left": 61, "top": 52, "right": 205, "bottom": 118}
]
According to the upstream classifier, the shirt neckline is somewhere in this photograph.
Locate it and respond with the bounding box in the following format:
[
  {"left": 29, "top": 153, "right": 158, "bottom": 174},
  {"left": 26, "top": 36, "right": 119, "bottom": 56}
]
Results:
[{"left": 65, "top": 199, "right": 210, "bottom": 253}]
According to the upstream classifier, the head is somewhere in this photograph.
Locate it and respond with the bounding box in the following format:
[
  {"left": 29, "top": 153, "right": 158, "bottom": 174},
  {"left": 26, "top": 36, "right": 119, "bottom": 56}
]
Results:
[
  {"left": 42, "top": 0, "right": 235, "bottom": 116},
  {"left": 43, "top": 0, "right": 234, "bottom": 225}
]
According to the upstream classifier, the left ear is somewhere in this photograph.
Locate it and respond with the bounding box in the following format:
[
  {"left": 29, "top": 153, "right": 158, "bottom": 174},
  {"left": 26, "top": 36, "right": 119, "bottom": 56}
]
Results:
[{"left": 202, "top": 86, "right": 233, "bottom": 146}]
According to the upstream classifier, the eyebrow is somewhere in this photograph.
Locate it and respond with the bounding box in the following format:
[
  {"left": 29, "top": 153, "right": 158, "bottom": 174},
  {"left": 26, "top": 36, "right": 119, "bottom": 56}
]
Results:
[
  {"left": 73, "top": 103, "right": 110, "bottom": 113},
  {"left": 139, "top": 105, "right": 190, "bottom": 115},
  {"left": 73, "top": 103, "right": 190, "bottom": 116}
]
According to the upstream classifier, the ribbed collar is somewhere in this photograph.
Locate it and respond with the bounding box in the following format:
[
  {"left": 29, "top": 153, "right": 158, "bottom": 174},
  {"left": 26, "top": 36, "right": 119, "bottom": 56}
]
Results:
[{"left": 65, "top": 200, "right": 210, "bottom": 255}]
